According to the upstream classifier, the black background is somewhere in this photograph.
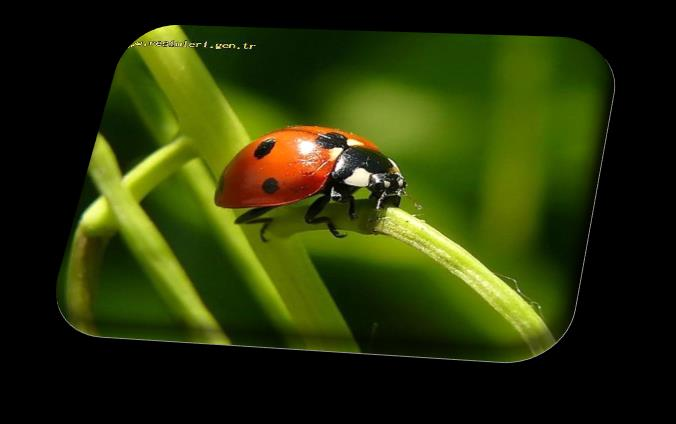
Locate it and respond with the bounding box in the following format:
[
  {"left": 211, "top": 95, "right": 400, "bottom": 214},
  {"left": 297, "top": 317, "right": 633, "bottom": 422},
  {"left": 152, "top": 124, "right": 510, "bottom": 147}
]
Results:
[{"left": 23, "top": 7, "right": 651, "bottom": 393}]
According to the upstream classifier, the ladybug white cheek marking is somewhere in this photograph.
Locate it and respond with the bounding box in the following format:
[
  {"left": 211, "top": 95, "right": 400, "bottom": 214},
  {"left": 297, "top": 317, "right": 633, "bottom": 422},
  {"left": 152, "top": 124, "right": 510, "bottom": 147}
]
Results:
[
  {"left": 343, "top": 167, "right": 372, "bottom": 187},
  {"left": 347, "top": 138, "right": 364, "bottom": 147},
  {"left": 328, "top": 147, "right": 343, "bottom": 161}
]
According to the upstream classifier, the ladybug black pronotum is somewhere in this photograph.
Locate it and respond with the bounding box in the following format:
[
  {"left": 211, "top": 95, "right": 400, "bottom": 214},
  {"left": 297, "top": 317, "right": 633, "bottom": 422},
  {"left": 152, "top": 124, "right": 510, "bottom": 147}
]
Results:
[{"left": 215, "top": 126, "right": 407, "bottom": 241}]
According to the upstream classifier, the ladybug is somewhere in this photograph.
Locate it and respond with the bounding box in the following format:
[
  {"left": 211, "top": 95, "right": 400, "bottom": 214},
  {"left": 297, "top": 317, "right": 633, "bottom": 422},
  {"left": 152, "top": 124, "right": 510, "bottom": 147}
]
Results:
[{"left": 214, "top": 125, "right": 406, "bottom": 241}]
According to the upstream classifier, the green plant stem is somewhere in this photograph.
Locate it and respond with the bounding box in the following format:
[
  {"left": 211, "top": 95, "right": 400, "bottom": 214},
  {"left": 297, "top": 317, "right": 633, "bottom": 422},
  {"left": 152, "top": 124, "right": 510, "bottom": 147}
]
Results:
[
  {"left": 178, "top": 161, "right": 299, "bottom": 345},
  {"left": 88, "top": 133, "right": 230, "bottom": 345},
  {"left": 116, "top": 48, "right": 300, "bottom": 347},
  {"left": 136, "top": 26, "right": 358, "bottom": 352},
  {"left": 377, "top": 208, "right": 555, "bottom": 355},
  {"left": 259, "top": 199, "right": 556, "bottom": 355},
  {"left": 81, "top": 136, "right": 196, "bottom": 237},
  {"left": 66, "top": 137, "right": 194, "bottom": 334},
  {"left": 64, "top": 226, "right": 109, "bottom": 335},
  {"left": 66, "top": 135, "right": 195, "bottom": 336},
  {"left": 135, "top": 28, "right": 249, "bottom": 168}
]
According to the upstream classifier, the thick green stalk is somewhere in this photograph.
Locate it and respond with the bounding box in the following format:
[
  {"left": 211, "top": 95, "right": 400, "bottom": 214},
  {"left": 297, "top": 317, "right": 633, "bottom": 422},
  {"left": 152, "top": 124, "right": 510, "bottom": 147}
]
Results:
[
  {"left": 116, "top": 48, "right": 300, "bottom": 347},
  {"left": 134, "top": 28, "right": 248, "bottom": 167},
  {"left": 178, "top": 160, "right": 299, "bottom": 346},
  {"left": 88, "top": 134, "right": 230, "bottom": 345},
  {"left": 65, "top": 137, "right": 195, "bottom": 334},
  {"left": 376, "top": 208, "right": 555, "bottom": 355},
  {"left": 259, "top": 199, "right": 556, "bottom": 355},
  {"left": 135, "top": 25, "right": 358, "bottom": 351}
]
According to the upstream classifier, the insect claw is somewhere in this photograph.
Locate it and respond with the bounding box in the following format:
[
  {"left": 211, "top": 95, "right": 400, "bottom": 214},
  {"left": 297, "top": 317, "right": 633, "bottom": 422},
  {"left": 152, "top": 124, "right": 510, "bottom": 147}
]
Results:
[{"left": 259, "top": 228, "right": 269, "bottom": 242}]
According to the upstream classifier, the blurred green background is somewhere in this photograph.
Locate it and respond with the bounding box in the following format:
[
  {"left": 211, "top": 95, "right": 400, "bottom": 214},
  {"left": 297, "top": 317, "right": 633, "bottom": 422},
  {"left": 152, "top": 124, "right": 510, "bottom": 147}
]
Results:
[{"left": 58, "top": 26, "right": 612, "bottom": 361}]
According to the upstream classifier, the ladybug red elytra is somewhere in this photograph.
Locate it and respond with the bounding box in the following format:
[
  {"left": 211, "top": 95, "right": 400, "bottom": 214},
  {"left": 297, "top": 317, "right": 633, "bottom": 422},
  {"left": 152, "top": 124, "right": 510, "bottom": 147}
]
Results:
[{"left": 214, "top": 125, "right": 406, "bottom": 241}]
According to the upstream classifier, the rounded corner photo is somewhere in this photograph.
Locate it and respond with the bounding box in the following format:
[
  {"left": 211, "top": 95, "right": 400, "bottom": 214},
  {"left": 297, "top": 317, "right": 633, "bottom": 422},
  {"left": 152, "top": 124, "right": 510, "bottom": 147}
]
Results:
[{"left": 57, "top": 25, "right": 612, "bottom": 362}]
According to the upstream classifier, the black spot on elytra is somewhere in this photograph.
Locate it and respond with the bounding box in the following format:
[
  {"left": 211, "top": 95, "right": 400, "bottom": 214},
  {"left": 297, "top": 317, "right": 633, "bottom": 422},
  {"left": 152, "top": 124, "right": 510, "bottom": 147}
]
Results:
[
  {"left": 254, "top": 138, "right": 276, "bottom": 159},
  {"left": 316, "top": 132, "right": 348, "bottom": 149},
  {"left": 262, "top": 177, "right": 279, "bottom": 194}
]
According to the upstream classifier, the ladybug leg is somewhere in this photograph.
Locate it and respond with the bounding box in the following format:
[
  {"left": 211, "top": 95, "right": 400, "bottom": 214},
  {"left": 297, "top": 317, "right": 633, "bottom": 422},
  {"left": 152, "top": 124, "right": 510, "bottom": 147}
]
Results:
[
  {"left": 244, "top": 218, "right": 274, "bottom": 242},
  {"left": 305, "top": 195, "right": 347, "bottom": 238},
  {"left": 347, "top": 196, "right": 357, "bottom": 220},
  {"left": 330, "top": 184, "right": 358, "bottom": 220},
  {"left": 235, "top": 207, "right": 277, "bottom": 242},
  {"left": 370, "top": 192, "right": 401, "bottom": 209},
  {"left": 235, "top": 206, "right": 276, "bottom": 224}
]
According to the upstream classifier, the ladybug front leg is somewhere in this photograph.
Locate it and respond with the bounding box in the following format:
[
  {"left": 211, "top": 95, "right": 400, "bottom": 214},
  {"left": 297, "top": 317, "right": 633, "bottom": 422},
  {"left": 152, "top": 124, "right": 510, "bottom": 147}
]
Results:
[
  {"left": 347, "top": 196, "right": 356, "bottom": 220},
  {"left": 235, "top": 206, "right": 277, "bottom": 242},
  {"left": 370, "top": 192, "right": 401, "bottom": 209},
  {"left": 305, "top": 195, "right": 347, "bottom": 238}
]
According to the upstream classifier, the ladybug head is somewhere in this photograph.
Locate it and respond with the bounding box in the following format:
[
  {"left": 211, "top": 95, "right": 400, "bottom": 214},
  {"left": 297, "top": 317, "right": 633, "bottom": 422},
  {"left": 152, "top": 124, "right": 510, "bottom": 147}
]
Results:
[
  {"left": 369, "top": 172, "right": 406, "bottom": 209},
  {"left": 331, "top": 146, "right": 407, "bottom": 209}
]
